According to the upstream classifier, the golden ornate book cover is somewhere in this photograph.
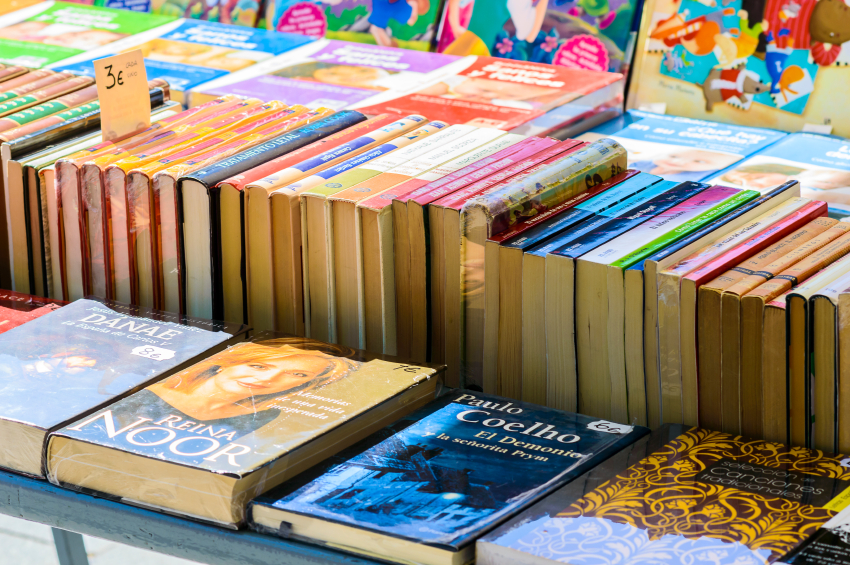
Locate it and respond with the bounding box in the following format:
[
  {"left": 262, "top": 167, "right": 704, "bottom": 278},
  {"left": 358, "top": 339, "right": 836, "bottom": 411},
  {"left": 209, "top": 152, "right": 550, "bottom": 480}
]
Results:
[{"left": 479, "top": 427, "right": 850, "bottom": 565}]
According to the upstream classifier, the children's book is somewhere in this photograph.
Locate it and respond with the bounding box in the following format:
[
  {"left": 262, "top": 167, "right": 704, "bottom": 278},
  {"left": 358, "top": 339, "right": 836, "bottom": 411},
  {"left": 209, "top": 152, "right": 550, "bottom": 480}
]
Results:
[
  {"left": 50, "top": 19, "right": 313, "bottom": 104},
  {"left": 266, "top": 0, "right": 442, "bottom": 51},
  {"left": 709, "top": 132, "right": 850, "bottom": 218},
  {"left": 151, "top": 0, "right": 263, "bottom": 27},
  {"left": 0, "top": 1, "right": 175, "bottom": 68},
  {"left": 435, "top": 0, "right": 638, "bottom": 74},
  {"left": 628, "top": 0, "right": 850, "bottom": 136}
]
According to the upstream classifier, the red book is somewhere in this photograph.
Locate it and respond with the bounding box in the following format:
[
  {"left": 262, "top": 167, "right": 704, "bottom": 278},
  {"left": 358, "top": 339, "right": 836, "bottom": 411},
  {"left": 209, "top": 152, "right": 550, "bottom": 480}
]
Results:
[
  {"left": 0, "top": 289, "right": 65, "bottom": 334},
  {"left": 356, "top": 57, "right": 623, "bottom": 131}
]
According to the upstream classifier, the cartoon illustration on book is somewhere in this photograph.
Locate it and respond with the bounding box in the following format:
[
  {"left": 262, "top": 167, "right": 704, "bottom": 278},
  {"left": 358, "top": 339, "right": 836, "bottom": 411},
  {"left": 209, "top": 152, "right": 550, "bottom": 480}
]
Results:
[
  {"left": 152, "top": 0, "right": 263, "bottom": 26},
  {"left": 268, "top": 1, "right": 440, "bottom": 51},
  {"left": 646, "top": 0, "right": 850, "bottom": 118},
  {"left": 435, "top": 0, "right": 635, "bottom": 72}
]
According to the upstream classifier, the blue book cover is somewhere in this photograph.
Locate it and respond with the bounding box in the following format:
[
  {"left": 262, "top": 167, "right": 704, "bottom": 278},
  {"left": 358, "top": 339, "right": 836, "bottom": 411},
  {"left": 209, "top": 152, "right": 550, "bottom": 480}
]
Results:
[
  {"left": 549, "top": 181, "right": 710, "bottom": 260},
  {"left": 497, "top": 172, "right": 664, "bottom": 252},
  {"left": 591, "top": 110, "right": 786, "bottom": 184},
  {"left": 51, "top": 20, "right": 313, "bottom": 93},
  {"left": 528, "top": 179, "right": 680, "bottom": 259},
  {"left": 708, "top": 132, "right": 850, "bottom": 218},
  {"left": 250, "top": 391, "right": 648, "bottom": 560}
]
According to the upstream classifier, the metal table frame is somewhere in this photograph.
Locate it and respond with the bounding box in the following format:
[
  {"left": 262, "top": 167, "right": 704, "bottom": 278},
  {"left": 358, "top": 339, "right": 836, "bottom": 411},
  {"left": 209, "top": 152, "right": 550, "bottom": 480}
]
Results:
[{"left": 0, "top": 471, "right": 379, "bottom": 565}]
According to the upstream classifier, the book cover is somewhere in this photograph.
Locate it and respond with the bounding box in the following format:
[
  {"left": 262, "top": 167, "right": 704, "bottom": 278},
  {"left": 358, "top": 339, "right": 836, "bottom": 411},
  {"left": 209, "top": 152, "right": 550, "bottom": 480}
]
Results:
[
  {"left": 436, "top": 0, "right": 636, "bottom": 74},
  {"left": 604, "top": 110, "right": 788, "bottom": 183},
  {"left": 0, "top": 82, "right": 98, "bottom": 133},
  {"left": 251, "top": 391, "right": 648, "bottom": 561},
  {"left": 357, "top": 56, "right": 624, "bottom": 130},
  {"left": 50, "top": 20, "right": 313, "bottom": 101},
  {"left": 628, "top": 0, "right": 850, "bottom": 136},
  {"left": 0, "top": 297, "right": 246, "bottom": 476},
  {"left": 710, "top": 132, "right": 850, "bottom": 218},
  {"left": 191, "top": 39, "right": 462, "bottom": 110},
  {"left": 0, "top": 289, "right": 64, "bottom": 333},
  {"left": 47, "top": 331, "right": 444, "bottom": 526},
  {"left": 479, "top": 427, "right": 850, "bottom": 565},
  {"left": 151, "top": 0, "right": 261, "bottom": 27},
  {"left": 267, "top": 0, "right": 442, "bottom": 51},
  {"left": 0, "top": 1, "right": 175, "bottom": 68}
]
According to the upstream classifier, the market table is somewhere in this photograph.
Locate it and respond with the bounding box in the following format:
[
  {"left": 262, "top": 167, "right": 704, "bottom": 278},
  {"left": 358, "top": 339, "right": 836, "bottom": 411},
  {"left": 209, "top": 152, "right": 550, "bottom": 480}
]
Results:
[{"left": 0, "top": 470, "right": 380, "bottom": 565}]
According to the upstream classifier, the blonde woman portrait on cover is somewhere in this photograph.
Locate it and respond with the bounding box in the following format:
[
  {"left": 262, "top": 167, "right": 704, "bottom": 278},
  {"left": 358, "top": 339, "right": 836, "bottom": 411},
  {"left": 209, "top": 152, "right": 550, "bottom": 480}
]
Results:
[{"left": 136, "top": 341, "right": 361, "bottom": 435}]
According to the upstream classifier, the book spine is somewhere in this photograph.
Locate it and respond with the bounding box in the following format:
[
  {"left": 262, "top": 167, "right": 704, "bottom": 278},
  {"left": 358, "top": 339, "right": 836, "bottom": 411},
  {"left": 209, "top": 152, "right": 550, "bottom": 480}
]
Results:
[
  {"left": 0, "top": 71, "right": 70, "bottom": 103},
  {"left": 0, "top": 84, "right": 99, "bottom": 133},
  {"left": 685, "top": 201, "right": 829, "bottom": 286},
  {"left": 610, "top": 189, "right": 760, "bottom": 269},
  {"left": 410, "top": 133, "right": 525, "bottom": 184},
  {"left": 0, "top": 76, "right": 93, "bottom": 118},
  {"left": 751, "top": 234, "right": 850, "bottom": 300}
]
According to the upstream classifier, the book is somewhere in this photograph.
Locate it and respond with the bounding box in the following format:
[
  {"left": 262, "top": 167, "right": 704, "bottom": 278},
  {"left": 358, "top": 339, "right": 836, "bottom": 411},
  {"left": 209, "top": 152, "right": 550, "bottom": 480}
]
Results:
[
  {"left": 699, "top": 218, "right": 843, "bottom": 434},
  {"left": 354, "top": 132, "right": 525, "bottom": 358},
  {"left": 809, "top": 269, "right": 850, "bottom": 453},
  {"left": 0, "top": 297, "right": 247, "bottom": 478},
  {"left": 299, "top": 123, "right": 476, "bottom": 345},
  {"left": 220, "top": 113, "right": 403, "bottom": 337},
  {"left": 577, "top": 185, "right": 756, "bottom": 423},
  {"left": 267, "top": 0, "right": 442, "bottom": 52},
  {"left": 47, "top": 330, "right": 445, "bottom": 527},
  {"left": 0, "top": 75, "right": 94, "bottom": 120},
  {"left": 0, "top": 1, "right": 174, "bottom": 68},
  {"left": 762, "top": 292, "right": 790, "bottom": 443},
  {"left": 435, "top": 0, "right": 637, "bottom": 75},
  {"left": 586, "top": 110, "right": 788, "bottom": 184},
  {"left": 431, "top": 139, "right": 588, "bottom": 388},
  {"left": 0, "top": 289, "right": 64, "bottom": 333},
  {"left": 51, "top": 19, "right": 314, "bottom": 105},
  {"left": 1, "top": 82, "right": 172, "bottom": 298},
  {"left": 190, "top": 39, "right": 464, "bottom": 111},
  {"left": 327, "top": 127, "right": 511, "bottom": 353},
  {"left": 782, "top": 504, "right": 850, "bottom": 564},
  {"left": 400, "top": 136, "right": 559, "bottom": 363},
  {"left": 633, "top": 181, "right": 799, "bottom": 429},
  {"left": 711, "top": 133, "right": 850, "bottom": 219},
  {"left": 249, "top": 390, "right": 648, "bottom": 565},
  {"left": 179, "top": 109, "right": 368, "bottom": 323},
  {"left": 357, "top": 56, "right": 625, "bottom": 133},
  {"left": 486, "top": 170, "right": 646, "bottom": 405},
  {"left": 665, "top": 199, "right": 826, "bottom": 426},
  {"left": 151, "top": 0, "right": 261, "bottom": 27},
  {"left": 787, "top": 252, "right": 850, "bottom": 448},
  {"left": 0, "top": 70, "right": 75, "bottom": 105},
  {"left": 478, "top": 426, "right": 850, "bottom": 565}
]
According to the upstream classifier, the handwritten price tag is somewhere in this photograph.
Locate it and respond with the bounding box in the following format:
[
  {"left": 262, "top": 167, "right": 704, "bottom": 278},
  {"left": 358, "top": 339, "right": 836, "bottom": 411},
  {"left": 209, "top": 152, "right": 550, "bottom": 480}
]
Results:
[
  {"left": 131, "top": 345, "right": 176, "bottom": 362},
  {"left": 94, "top": 49, "right": 150, "bottom": 142}
]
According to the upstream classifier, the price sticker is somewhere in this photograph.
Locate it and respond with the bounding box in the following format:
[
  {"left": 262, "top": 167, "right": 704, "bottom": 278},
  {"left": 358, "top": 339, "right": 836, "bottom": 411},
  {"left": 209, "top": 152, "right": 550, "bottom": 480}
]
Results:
[
  {"left": 94, "top": 49, "right": 150, "bottom": 142},
  {"left": 131, "top": 345, "right": 176, "bottom": 362}
]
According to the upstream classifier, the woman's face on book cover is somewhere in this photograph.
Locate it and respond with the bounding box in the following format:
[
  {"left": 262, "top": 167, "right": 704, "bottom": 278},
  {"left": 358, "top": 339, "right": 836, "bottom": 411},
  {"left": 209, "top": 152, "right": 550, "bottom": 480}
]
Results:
[{"left": 211, "top": 354, "right": 332, "bottom": 398}]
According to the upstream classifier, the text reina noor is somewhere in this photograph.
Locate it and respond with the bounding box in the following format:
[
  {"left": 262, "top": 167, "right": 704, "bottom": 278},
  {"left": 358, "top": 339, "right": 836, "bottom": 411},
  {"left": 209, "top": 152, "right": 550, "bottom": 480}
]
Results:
[{"left": 452, "top": 394, "right": 584, "bottom": 448}]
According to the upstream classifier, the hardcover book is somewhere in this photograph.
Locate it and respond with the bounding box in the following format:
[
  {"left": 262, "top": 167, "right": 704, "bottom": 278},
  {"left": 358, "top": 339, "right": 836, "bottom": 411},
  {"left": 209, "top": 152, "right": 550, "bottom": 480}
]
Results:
[
  {"left": 0, "top": 289, "right": 64, "bottom": 333},
  {"left": 435, "top": 0, "right": 637, "bottom": 74},
  {"left": 478, "top": 426, "right": 850, "bottom": 565},
  {"left": 250, "top": 390, "right": 648, "bottom": 565},
  {"left": 710, "top": 133, "right": 850, "bottom": 218},
  {"left": 50, "top": 19, "right": 314, "bottom": 104},
  {"left": 0, "top": 1, "right": 174, "bottom": 68},
  {"left": 47, "top": 331, "right": 444, "bottom": 527},
  {"left": 0, "top": 297, "right": 246, "bottom": 478}
]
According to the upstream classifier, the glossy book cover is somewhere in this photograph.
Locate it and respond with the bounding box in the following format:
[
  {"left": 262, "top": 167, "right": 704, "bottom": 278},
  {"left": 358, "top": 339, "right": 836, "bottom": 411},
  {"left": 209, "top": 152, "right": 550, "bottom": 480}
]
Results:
[
  {"left": 480, "top": 427, "right": 850, "bottom": 564},
  {"left": 0, "top": 298, "right": 239, "bottom": 431},
  {"left": 50, "top": 334, "right": 443, "bottom": 476},
  {"left": 254, "top": 391, "right": 648, "bottom": 552}
]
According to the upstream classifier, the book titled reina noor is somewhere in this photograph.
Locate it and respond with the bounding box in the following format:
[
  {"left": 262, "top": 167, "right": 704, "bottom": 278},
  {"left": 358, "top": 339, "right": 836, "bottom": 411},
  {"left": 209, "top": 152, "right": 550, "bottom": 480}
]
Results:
[
  {"left": 249, "top": 391, "right": 648, "bottom": 565},
  {"left": 46, "top": 331, "right": 445, "bottom": 528},
  {"left": 0, "top": 298, "right": 247, "bottom": 478},
  {"left": 478, "top": 426, "right": 850, "bottom": 565}
]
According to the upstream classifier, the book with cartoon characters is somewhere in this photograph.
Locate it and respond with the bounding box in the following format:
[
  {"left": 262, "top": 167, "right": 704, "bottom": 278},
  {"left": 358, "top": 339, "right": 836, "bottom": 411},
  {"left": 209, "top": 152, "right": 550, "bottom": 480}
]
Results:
[
  {"left": 47, "top": 331, "right": 444, "bottom": 527},
  {"left": 0, "top": 297, "right": 247, "bottom": 479},
  {"left": 435, "top": 0, "right": 640, "bottom": 75},
  {"left": 151, "top": 0, "right": 264, "bottom": 28},
  {"left": 478, "top": 425, "right": 850, "bottom": 565},
  {"left": 0, "top": 1, "right": 175, "bottom": 68},
  {"left": 50, "top": 19, "right": 313, "bottom": 104},
  {"left": 249, "top": 390, "right": 647, "bottom": 565},
  {"left": 709, "top": 132, "right": 850, "bottom": 218},
  {"left": 628, "top": 0, "right": 850, "bottom": 136},
  {"left": 265, "top": 0, "right": 442, "bottom": 51}
]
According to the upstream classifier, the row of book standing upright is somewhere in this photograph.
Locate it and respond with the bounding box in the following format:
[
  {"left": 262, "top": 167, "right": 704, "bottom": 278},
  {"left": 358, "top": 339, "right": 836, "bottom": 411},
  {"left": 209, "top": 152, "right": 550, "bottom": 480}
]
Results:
[{"left": 0, "top": 290, "right": 849, "bottom": 565}]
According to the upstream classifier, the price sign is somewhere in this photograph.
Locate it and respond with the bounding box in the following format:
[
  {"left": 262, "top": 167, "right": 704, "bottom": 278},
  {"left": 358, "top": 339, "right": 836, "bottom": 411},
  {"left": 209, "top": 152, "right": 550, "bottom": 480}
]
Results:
[
  {"left": 131, "top": 345, "right": 176, "bottom": 361},
  {"left": 94, "top": 49, "right": 150, "bottom": 142}
]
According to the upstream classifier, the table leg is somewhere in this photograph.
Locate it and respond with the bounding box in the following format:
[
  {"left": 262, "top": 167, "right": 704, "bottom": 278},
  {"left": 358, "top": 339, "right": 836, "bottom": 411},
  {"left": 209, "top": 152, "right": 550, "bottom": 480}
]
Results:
[{"left": 51, "top": 527, "right": 90, "bottom": 565}]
